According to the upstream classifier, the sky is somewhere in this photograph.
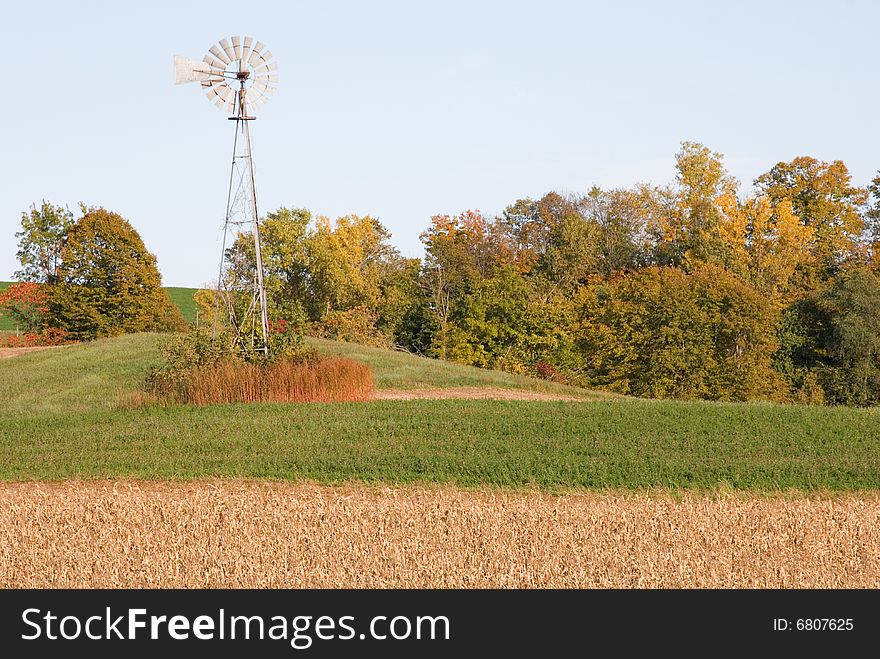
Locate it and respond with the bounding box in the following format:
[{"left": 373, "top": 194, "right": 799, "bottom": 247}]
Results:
[{"left": 2, "top": 0, "right": 878, "bottom": 286}]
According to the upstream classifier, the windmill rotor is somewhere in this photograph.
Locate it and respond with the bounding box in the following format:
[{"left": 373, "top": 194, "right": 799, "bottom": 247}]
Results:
[{"left": 174, "top": 35, "right": 278, "bottom": 117}]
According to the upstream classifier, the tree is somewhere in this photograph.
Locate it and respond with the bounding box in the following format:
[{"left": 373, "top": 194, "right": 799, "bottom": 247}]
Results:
[
  {"left": 573, "top": 265, "right": 786, "bottom": 401},
  {"left": 577, "top": 186, "right": 645, "bottom": 276},
  {"left": 867, "top": 172, "right": 880, "bottom": 264},
  {"left": 14, "top": 201, "right": 75, "bottom": 283},
  {"left": 224, "top": 206, "right": 312, "bottom": 320},
  {"left": 307, "top": 214, "right": 400, "bottom": 317},
  {"left": 814, "top": 268, "right": 880, "bottom": 406},
  {"left": 48, "top": 208, "right": 185, "bottom": 339},
  {"left": 754, "top": 157, "right": 867, "bottom": 279},
  {"left": 648, "top": 142, "right": 738, "bottom": 268},
  {"left": 714, "top": 194, "right": 813, "bottom": 295}
]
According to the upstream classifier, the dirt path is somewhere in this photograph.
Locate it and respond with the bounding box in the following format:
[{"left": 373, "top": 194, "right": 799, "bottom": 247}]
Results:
[
  {"left": 373, "top": 386, "right": 585, "bottom": 402},
  {"left": 0, "top": 346, "right": 56, "bottom": 359}
]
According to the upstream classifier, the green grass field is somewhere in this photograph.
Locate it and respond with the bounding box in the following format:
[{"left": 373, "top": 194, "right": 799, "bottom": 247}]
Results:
[
  {"left": 164, "top": 287, "right": 198, "bottom": 324},
  {"left": 0, "top": 333, "right": 877, "bottom": 490},
  {"left": 0, "top": 282, "right": 200, "bottom": 330}
]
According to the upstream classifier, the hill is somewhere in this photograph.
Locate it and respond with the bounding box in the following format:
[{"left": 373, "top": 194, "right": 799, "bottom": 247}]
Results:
[{"left": 0, "top": 333, "right": 877, "bottom": 490}]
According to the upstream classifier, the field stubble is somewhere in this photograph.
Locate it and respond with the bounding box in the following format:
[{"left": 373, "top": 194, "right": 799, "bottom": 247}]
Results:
[{"left": 1, "top": 481, "right": 877, "bottom": 589}]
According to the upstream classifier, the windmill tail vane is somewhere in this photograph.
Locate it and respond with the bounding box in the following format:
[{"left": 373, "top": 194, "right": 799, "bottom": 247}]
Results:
[{"left": 174, "top": 36, "right": 278, "bottom": 356}]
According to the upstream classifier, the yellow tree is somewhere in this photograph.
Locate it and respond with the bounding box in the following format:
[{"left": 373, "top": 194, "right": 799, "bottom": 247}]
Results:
[
  {"left": 754, "top": 157, "right": 867, "bottom": 281},
  {"left": 715, "top": 195, "right": 813, "bottom": 295}
]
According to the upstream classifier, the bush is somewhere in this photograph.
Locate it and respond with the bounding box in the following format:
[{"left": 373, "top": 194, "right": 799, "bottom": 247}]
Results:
[
  {"left": 1, "top": 327, "right": 70, "bottom": 348},
  {"left": 0, "top": 282, "right": 47, "bottom": 332},
  {"left": 150, "top": 356, "right": 373, "bottom": 405},
  {"left": 309, "top": 306, "right": 390, "bottom": 347}
]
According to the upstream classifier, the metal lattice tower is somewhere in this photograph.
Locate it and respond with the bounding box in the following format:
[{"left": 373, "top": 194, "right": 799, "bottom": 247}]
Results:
[{"left": 174, "top": 37, "right": 278, "bottom": 355}]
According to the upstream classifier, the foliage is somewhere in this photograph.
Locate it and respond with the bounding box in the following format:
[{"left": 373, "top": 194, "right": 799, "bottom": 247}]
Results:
[
  {"left": 47, "top": 208, "right": 186, "bottom": 339},
  {"left": 573, "top": 266, "right": 787, "bottom": 401},
  {"left": 0, "top": 282, "right": 48, "bottom": 332},
  {"left": 714, "top": 195, "right": 813, "bottom": 295},
  {"left": 0, "top": 327, "right": 70, "bottom": 348},
  {"left": 309, "top": 305, "right": 388, "bottom": 347},
  {"left": 814, "top": 268, "right": 880, "bottom": 406},
  {"left": 754, "top": 157, "right": 868, "bottom": 279},
  {"left": 14, "top": 201, "right": 75, "bottom": 284}
]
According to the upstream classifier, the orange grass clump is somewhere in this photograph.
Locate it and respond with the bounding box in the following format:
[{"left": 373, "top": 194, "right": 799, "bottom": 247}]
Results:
[
  {"left": 1, "top": 481, "right": 879, "bottom": 589},
  {"left": 182, "top": 357, "right": 374, "bottom": 404}
]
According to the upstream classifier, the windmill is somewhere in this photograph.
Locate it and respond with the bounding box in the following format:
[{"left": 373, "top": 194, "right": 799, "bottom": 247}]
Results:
[{"left": 173, "top": 37, "right": 278, "bottom": 356}]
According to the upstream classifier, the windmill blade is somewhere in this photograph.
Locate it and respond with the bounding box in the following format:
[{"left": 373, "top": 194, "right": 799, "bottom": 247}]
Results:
[
  {"left": 209, "top": 45, "right": 230, "bottom": 65},
  {"left": 242, "top": 36, "right": 253, "bottom": 64},
  {"left": 219, "top": 38, "right": 235, "bottom": 62},
  {"left": 231, "top": 36, "right": 242, "bottom": 62},
  {"left": 200, "top": 76, "right": 226, "bottom": 89},
  {"left": 173, "top": 55, "right": 212, "bottom": 84},
  {"left": 247, "top": 42, "right": 265, "bottom": 67},
  {"left": 256, "top": 60, "right": 279, "bottom": 72},
  {"left": 202, "top": 55, "right": 226, "bottom": 72},
  {"left": 205, "top": 82, "right": 227, "bottom": 104}
]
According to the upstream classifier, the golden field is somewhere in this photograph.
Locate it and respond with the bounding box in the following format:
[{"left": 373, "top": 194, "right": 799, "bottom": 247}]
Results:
[{"left": 1, "top": 481, "right": 878, "bottom": 589}]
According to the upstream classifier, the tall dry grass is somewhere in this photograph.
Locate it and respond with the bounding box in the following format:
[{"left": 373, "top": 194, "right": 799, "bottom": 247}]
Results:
[
  {"left": 182, "top": 357, "right": 374, "bottom": 404},
  {"left": 1, "top": 481, "right": 878, "bottom": 588}
]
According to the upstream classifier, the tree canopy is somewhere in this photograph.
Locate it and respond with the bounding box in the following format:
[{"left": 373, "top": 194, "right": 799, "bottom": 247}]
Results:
[{"left": 48, "top": 208, "right": 185, "bottom": 339}]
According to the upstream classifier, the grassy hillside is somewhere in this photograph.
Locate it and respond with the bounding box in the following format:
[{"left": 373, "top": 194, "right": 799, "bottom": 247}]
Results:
[
  {"left": 0, "top": 283, "right": 200, "bottom": 330},
  {"left": 165, "top": 287, "right": 198, "bottom": 324},
  {"left": 307, "top": 336, "right": 603, "bottom": 398},
  {"left": 0, "top": 333, "right": 877, "bottom": 490}
]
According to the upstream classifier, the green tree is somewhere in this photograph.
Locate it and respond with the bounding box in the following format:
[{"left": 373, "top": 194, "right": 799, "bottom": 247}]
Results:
[
  {"left": 14, "top": 201, "right": 75, "bottom": 283},
  {"left": 48, "top": 208, "right": 185, "bottom": 339},
  {"left": 224, "top": 207, "right": 312, "bottom": 320},
  {"left": 442, "top": 267, "right": 573, "bottom": 374},
  {"left": 573, "top": 265, "right": 786, "bottom": 401},
  {"left": 815, "top": 267, "right": 880, "bottom": 406}
]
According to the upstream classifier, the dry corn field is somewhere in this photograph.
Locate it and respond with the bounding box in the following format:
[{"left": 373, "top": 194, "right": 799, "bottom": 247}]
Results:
[{"left": 1, "top": 481, "right": 878, "bottom": 589}]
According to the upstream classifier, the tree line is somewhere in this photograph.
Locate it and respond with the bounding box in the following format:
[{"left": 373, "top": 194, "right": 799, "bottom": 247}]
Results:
[
  {"left": 6, "top": 142, "right": 880, "bottom": 405},
  {"left": 217, "top": 142, "right": 880, "bottom": 406}
]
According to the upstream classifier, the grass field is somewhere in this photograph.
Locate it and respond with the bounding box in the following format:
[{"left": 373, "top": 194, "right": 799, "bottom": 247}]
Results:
[
  {"left": 0, "top": 282, "right": 200, "bottom": 330},
  {"left": 164, "top": 286, "right": 198, "bottom": 324},
  {"left": 2, "top": 332, "right": 878, "bottom": 589},
  {"left": 0, "top": 333, "right": 877, "bottom": 490}
]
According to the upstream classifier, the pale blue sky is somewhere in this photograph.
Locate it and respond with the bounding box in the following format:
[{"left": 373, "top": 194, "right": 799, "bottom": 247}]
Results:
[{"left": 2, "top": 0, "right": 877, "bottom": 286}]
